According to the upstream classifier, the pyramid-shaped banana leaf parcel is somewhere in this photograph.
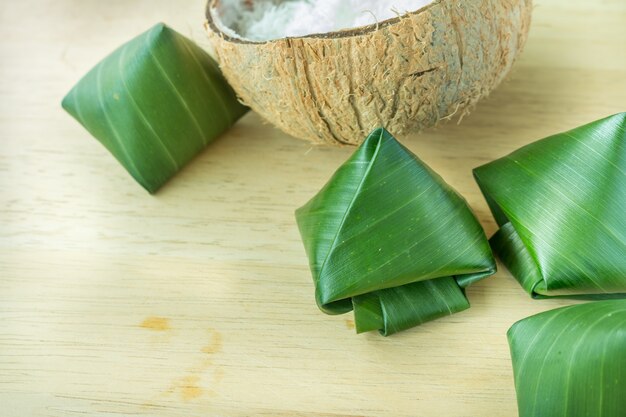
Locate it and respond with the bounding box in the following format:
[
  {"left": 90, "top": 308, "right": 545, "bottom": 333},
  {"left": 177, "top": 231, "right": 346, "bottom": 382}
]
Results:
[
  {"left": 508, "top": 300, "right": 626, "bottom": 417},
  {"left": 296, "top": 128, "right": 496, "bottom": 336},
  {"left": 62, "top": 23, "right": 248, "bottom": 193},
  {"left": 474, "top": 113, "right": 626, "bottom": 298}
]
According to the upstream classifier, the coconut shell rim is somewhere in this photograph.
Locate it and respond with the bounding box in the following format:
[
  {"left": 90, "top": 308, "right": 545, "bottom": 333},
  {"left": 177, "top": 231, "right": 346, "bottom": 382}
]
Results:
[{"left": 205, "top": 0, "right": 442, "bottom": 45}]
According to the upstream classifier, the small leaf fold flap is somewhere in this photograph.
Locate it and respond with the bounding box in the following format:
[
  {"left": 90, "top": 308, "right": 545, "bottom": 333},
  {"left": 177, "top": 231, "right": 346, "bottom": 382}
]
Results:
[
  {"left": 62, "top": 23, "right": 248, "bottom": 193},
  {"left": 508, "top": 300, "right": 626, "bottom": 417},
  {"left": 295, "top": 128, "right": 496, "bottom": 336},
  {"left": 473, "top": 113, "right": 626, "bottom": 298}
]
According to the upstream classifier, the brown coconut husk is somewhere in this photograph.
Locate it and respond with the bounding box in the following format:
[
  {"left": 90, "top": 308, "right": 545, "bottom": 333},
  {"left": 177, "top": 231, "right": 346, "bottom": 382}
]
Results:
[{"left": 205, "top": 0, "right": 533, "bottom": 145}]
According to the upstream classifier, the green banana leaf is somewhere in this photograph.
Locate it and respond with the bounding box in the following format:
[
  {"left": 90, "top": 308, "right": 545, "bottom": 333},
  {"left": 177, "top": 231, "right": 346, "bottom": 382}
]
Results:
[
  {"left": 295, "top": 128, "right": 496, "bottom": 335},
  {"left": 62, "top": 23, "right": 248, "bottom": 193},
  {"left": 508, "top": 300, "right": 626, "bottom": 417},
  {"left": 474, "top": 113, "right": 626, "bottom": 298}
]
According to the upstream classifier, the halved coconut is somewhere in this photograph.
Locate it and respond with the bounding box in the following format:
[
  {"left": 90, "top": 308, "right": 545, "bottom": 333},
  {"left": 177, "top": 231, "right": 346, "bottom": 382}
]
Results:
[{"left": 205, "top": 0, "right": 532, "bottom": 145}]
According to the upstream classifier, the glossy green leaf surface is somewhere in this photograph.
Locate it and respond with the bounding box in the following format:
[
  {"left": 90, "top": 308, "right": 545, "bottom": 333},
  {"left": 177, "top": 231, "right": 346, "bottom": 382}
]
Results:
[
  {"left": 296, "top": 128, "right": 496, "bottom": 335},
  {"left": 474, "top": 113, "right": 626, "bottom": 298},
  {"left": 62, "top": 23, "right": 248, "bottom": 193},
  {"left": 508, "top": 300, "right": 626, "bottom": 417}
]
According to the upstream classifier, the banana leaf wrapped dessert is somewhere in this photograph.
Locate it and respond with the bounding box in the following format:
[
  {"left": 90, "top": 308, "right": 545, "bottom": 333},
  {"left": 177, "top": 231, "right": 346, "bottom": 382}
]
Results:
[
  {"left": 508, "top": 300, "right": 626, "bottom": 417},
  {"left": 474, "top": 113, "right": 626, "bottom": 298},
  {"left": 63, "top": 23, "right": 248, "bottom": 193},
  {"left": 296, "top": 128, "right": 496, "bottom": 335}
]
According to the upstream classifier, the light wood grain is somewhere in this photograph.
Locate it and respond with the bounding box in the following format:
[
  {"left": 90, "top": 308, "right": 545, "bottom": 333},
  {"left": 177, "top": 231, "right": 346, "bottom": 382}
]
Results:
[{"left": 1, "top": 1, "right": 625, "bottom": 416}]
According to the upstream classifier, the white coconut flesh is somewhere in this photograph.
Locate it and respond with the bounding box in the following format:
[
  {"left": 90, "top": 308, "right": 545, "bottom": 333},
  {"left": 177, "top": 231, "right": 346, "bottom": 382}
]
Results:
[{"left": 212, "top": 0, "right": 436, "bottom": 41}]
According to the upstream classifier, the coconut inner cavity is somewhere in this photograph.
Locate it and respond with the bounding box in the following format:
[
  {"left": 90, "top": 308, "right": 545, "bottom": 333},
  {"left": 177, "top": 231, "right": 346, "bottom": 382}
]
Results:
[{"left": 211, "top": 0, "right": 435, "bottom": 41}]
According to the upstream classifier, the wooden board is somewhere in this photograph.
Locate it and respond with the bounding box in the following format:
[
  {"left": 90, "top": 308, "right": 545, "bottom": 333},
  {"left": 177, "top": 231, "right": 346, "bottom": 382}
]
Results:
[{"left": 1, "top": 1, "right": 625, "bottom": 416}]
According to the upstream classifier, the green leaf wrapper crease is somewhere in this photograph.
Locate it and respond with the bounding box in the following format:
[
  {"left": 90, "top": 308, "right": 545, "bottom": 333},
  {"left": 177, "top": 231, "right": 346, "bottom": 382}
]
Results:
[
  {"left": 296, "top": 128, "right": 496, "bottom": 335},
  {"left": 508, "top": 300, "right": 626, "bottom": 417},
  {"left": 474, "top": 113, "right": 626, "bottom": 298},
  {"left": 62, "top": 23, "right": 248, "bottom": 193},
  {"left": 117, "top": 45, "right": 179, "bottom": 171}
]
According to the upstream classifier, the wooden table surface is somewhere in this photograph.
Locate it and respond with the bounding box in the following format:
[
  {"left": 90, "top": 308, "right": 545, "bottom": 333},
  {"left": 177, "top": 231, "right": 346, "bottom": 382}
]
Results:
[{"left": 1, "top": 1, "right": 625, "bottom": 416}]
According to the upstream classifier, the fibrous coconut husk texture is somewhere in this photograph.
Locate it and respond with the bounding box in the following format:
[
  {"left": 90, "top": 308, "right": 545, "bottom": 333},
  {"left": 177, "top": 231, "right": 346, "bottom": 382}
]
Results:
[{"left": 206, "top": 0, "right": 533, "bottom": 145}]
